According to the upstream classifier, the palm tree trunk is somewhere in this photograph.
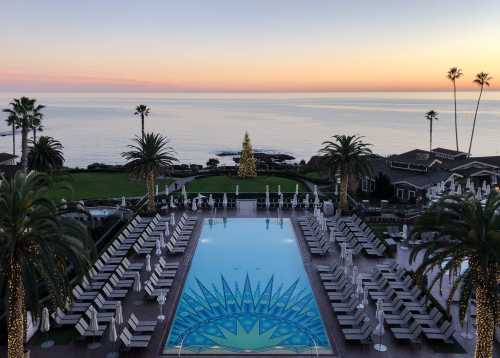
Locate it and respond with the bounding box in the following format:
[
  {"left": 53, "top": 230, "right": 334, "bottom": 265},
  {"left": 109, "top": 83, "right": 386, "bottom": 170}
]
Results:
[
  {"left": 11, "top": 123, "right": 16, "bottom": 157},
  {"left": 468, "top": 86, "right": 484, "bottom": 158},
  {"left": 429, "top": 119, "right": 433, "bottom": 152},
  {"left": 474, "top": 285, "right": 495, "bottom": 358},
  {"left": 7, "top": 260, "right": 25, "bottom": 358},
  {"left": 141, "top": 114, "right": 145, "bottom": 139},
  {"left": 340, "top": 173, "right": 349, "bottom": 213},
  {"left": 453, "top": 81, "right": 459, "bottom": 151},
  {"left": 147, "top": 172, "right": 156, "bottom": 213},
  {"left": 21, "top": 126, "right": 29, "bottom": 171}
]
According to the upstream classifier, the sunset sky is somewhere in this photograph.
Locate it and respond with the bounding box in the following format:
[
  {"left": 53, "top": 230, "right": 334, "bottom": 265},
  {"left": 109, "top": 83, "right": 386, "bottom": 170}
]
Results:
[{"left": 1, "top": 0, "right": 499, "bottom": 92}]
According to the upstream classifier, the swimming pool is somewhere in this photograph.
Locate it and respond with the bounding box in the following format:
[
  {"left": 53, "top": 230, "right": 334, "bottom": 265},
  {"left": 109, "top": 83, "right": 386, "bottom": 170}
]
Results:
[{"left": 164, "top": 218, "right": 332, "bottom": 355}]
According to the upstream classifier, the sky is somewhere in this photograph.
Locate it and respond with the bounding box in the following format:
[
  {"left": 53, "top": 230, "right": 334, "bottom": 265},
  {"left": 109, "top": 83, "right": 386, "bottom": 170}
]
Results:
[{"left": 1, "top": 0, "right": 499, "bottom": 92}]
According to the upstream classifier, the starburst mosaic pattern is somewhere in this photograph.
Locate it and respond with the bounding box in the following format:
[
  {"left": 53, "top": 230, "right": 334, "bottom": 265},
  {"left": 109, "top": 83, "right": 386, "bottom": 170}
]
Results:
[{"left": 163, "top": 218, "right": 332, "bottom": 355}]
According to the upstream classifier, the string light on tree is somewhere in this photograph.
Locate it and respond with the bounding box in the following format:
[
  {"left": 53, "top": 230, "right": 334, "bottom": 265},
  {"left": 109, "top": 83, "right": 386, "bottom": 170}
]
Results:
[{"left": 237, "top": 132, "right": 257, "bottom": 178}]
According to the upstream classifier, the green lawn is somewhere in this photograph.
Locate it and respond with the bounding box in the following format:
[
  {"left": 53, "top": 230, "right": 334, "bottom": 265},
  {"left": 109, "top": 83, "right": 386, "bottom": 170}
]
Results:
[
  {"left": 186, "top": 175, "right": 308, "bottom": 193},
  {"left": 48, "top": 172, "right": 173, "bottom": 201}
]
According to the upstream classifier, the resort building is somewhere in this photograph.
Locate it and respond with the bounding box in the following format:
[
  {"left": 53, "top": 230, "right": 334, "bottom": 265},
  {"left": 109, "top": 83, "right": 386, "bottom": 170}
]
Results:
[{"left": 367, "top": 148, "right": 500, "bottom": 201}]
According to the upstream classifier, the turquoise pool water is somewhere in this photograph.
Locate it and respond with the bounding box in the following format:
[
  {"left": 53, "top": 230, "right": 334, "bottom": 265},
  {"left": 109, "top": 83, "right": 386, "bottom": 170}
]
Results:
[{"left": 164, "top": 218, "right": 332, "bottom": 355}]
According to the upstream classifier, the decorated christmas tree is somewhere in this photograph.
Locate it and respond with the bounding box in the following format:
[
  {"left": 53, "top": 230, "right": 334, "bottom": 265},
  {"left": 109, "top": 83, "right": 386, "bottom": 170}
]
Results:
[{"left": 237, "top": 132, "right": 257, "bottom": 178}]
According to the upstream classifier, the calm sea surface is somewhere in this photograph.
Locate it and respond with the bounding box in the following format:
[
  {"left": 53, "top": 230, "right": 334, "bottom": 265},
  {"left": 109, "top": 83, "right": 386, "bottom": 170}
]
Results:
[{"left": 0, "top": 91, "right": 499, "bottom": 167}]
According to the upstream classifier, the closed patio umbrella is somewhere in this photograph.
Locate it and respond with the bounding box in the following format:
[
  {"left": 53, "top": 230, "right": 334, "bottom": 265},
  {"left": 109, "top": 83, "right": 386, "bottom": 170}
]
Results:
[
  {"left": 476, "top": 188, "right": 482, "bottom": 201},
  {"left": 157, "top": 290, "right": 167, "bottom": 321},
  {"left": 155, "top": 184, "right": 159, "bottom": 196},
  {"left": 165, "top": 185, "right": 169, "bottom": 196},
  {"left": 169, "top": 195, "right": 175, "bottom": 208},
  {"left": 121, "top": 196, "right": 126, "bottom": 207},
  {"left": 115, "top": 302, "right": 123, "bottom": 326},
  {"left": 146, "top": 254, "right": 152, "bottom": 272},
  {"left": 164, "top": 225, "right": 170, "bottom": 238},
  {"left": 277, "top": 185, "right": 281, "bottom": 196},
  {"left": 356, "top": 277, "right": 364, "bottom": 309},
  {"left": 486, "top": 184, "right": 491, "bottom": 196},
  {"left": 235, "top": 185, "right": 239, "bottom": 196},
  {"left": 181, "top": 185, "right": 187, "bottom": 198},
  {"left": 373, "top": 307, "right": 386, "bottom": 352},
  {"left": 40, "top": 307, "right": 54, "bottom": 348},
  {"left": 304, "top": 193, "right": 310, "bottom": 208},
  {"left": 170, "top": 213, "right": 175, "bottom": 227},
  {"left": 470, "top": 180, "right": 475, "bottom": 193},
  {"left": 208, "top": 194, "right": 214, "bottom": 209},
  {"left": 107, "top": 316, "right": 118, "bottom": 358},
  {"left": 88, "top": 306, "right": 100, "bottom": 349},
  {"left": 265, "top": 196, "right": 270, "bottom": 209},
  {"left": 329, "top": 228, "right": 335, "bottom": 244},
  {"left": 191, "top": 198, "right": 197, "bottom": 212},
  {"left": 351, "top": 265, "right": 358, "bottom": 285},
  {"left": 134, "top": 272, "right": 142, "bottom": 292},
  {"left": 313, "top": 185, "right": 318, "bottom": 196},
  {"left": 266, "top": 185, "right": 269, "bottom": 196},
  {"left": 292, "top": 193, "right": 297, "bottom": 209},
  {"left": 456, "top": 184, "right": 462, "bottom": 195},
  {"left": 295, "top": 183, "right": 299, "bottom": 195},
  {"left": 314, "top": 194, "right": 320, "bottom": 207},
  {"left": 482, "top": 180, "right": 487, "bottom": 193},
  {"left": 222, "top": 193, "right": 228, "bottom": 208},
  {"left": 155, "top": 238, "right": 162, "bottom": 256},
  {"left": 278, "top": 194, "right": 283, "bottom": 209}
]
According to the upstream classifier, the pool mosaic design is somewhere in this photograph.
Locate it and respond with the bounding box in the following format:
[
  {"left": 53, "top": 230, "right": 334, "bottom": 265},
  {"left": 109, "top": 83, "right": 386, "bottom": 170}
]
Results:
[{"left": 164, "top": 218, "right": 332, "bottom": 355}]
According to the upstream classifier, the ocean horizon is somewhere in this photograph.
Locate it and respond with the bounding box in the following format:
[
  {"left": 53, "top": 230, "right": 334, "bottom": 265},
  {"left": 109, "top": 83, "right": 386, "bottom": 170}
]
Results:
[{"left": 1, "top": 91, "right": 500, "bottom": 168}]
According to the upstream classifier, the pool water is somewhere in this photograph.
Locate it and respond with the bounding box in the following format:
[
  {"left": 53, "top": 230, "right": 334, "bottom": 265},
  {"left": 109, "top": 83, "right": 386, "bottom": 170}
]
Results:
[{"left": 164, "top": 218, "right": 332, "bottom": 355}]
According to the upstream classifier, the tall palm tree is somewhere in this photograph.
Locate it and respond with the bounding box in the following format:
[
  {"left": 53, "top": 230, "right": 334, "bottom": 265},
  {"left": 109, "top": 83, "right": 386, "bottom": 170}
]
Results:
[
  {"left": 31, "top": 115, "right": 44, "bottom": 143},
  {"left": 134, "top": 105, "right": 150, "bottom": 139},
  {"left": 319, "top": 134, "right": 372, "bottom": 212},
  {"left": 0, "top": 171, "right": 94, "bottom": 357},
  {"left": 28, "top": 136, "right": 65, "bottom": 172},
  {"left": 468, "top": 72, "right": 492, "bottom": 158},
  {"left": 2, "top": 97, "right": 45, "bottom": 171},
  {"left": 4, "top": 113, "right": 19, "bottom": 157},
  {"left": 410, "top": 192, "right": 500, "bottom": 358},
  {"left": 447, "top": 67, "right": 463, "bottom": 152},
  {"left": 425, "top": 110, "right": 438, "bottom": 152},
  {"left": 122, "top": 133, "right": 177, "bottom": 213}
]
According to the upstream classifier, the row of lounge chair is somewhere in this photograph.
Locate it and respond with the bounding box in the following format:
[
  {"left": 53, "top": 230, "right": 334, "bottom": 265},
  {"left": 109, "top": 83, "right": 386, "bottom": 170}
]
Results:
[
  {"left": 317, "top": 263, "right": 373, "bottom": 342},
  {"left": 362, "top": 263, "right": 456, "bottom": 343},
  {"left": 337, "top": 214, "right": 386, "bottom": 257},
  {"left": 297, "top": 215, "right": 335, "bottom": 256}
]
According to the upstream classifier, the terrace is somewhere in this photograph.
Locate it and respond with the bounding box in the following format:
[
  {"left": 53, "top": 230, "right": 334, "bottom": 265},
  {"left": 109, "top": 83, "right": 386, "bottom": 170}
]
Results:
[{"left": 12, "top": 195, "right": 499, "bottom": 358}]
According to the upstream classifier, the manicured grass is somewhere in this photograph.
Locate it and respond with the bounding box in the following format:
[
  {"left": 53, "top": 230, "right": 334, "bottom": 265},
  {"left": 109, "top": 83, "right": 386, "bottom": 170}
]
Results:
[
  {"left": 186, "top": 175, "right": 308, "bottom": 193},
  {"left": 48, "top": 172, "right": 173, "bottom": 201}
]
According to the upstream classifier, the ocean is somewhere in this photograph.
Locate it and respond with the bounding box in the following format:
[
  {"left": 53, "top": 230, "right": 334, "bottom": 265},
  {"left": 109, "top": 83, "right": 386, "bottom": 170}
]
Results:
[{"left": 0, "top": 91, "right": 499, "bottom": 168}]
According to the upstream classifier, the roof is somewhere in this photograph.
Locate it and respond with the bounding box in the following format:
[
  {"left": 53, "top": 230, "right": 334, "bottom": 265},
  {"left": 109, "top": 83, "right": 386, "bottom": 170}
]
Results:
[
  {"left": 388, "top": 149, "right": 443, "bottom": 169},
  {"left": 369, "top": 157, "right": 454, "bottom": 189},
  {"left": 431, "top": 147, "right": 467, "bottom": 157},
  {"left": 0, "top": 153, "right": 16, "bottom": 162},
  {"left": 392, "top": 168, "right": 453, "bottom": 189},
  {"left": 453, "top": 167, "right": 498, "bottom": 178}
]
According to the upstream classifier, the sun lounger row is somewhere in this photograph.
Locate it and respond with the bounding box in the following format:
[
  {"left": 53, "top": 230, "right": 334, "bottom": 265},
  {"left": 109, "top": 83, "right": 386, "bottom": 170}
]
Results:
[
  {"left": 337, "top": 215, "right": 386, "bottom": 257},
  {"left": 363, "top": 263, "right": 456, "bottom": 343},
  {"left": 296, "top": 216, "right": 330, "bottom": 255},
  {"left": 316, "top": 264, "right": 373, "bottom": 342}
]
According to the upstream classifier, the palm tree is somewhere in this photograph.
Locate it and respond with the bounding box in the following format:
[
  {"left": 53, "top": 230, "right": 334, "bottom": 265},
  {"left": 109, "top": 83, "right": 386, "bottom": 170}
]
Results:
[
  {"left": 4, "top": 113, "right": 19, "bottom": 157},
  {"left": 0, "top": 171, "right": 94, "bottom": 357},
  {"left": 31, "top": 115, "right": 43, "bottom": 143},
  {"left": 425, "top": 110, "right": 438, "bottom": 152},
  {"left": 410, "top": 192, "right": 500, "bottom": 358},
  {"left": 468, "top": 72, "right": 492, "bottom": 158},
  {"left": 28, "top": 136, "right": 65, "bottom": 172},
  {"left": 319, "top": 134, "right": 372, "bottom": 212},
  {"left": 134, "top": 105, "right": 150, "bottom": 139},
  {"left": 2, "top": 97, "right": 45, "bottom": 171},
  {"left": 122, "top": 133, "right": 177, "bottom": 213},
  {"left": 447, "top": 67, "right": 463, "bottom": 152}
]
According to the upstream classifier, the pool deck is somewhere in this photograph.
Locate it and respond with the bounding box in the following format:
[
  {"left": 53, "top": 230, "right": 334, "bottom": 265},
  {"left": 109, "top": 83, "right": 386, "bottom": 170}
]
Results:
[{"left": 17, "top": 209, "right": 500, "bottom": 358}]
